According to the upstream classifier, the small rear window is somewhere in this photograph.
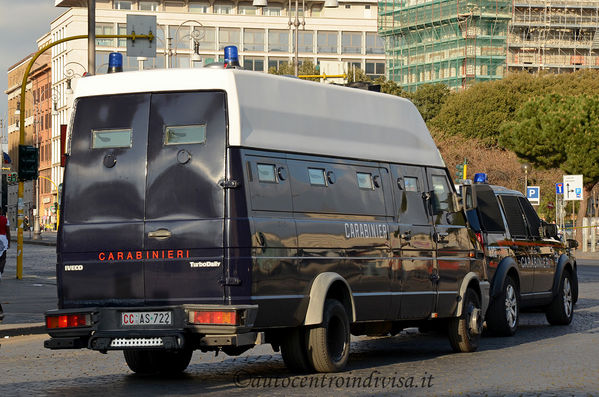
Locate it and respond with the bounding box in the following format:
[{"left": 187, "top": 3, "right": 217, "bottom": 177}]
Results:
[
  {"left": 309, "top": 168, "right": 326, "bottom": 186},
  {"left": 164, "top": 124, "right": 206, "bottom": 145},
  {"left": 257, "top": 163, "right": 276, "bottom": 183},
  {"left": 404, "top": 176, "right": 419, "bottom": 192},
  {"left": 357, "top": 172, "right": 373, "bottom": 189},
  {"left": 91, "top": 128, "right": 132, "bottom": 149}
]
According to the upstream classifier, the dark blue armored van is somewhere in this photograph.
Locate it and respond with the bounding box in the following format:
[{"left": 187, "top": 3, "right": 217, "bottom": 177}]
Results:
[{"left": 45, "top": 68, "right": 488, "bottom": 374}]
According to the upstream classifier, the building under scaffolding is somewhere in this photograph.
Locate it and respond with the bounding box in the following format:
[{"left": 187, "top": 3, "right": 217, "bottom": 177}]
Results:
[
  {"left": 378, "top": 0, "right": 512, "bottom": 91},
  {"left": 508, "top": 0, "right": 599, "bottom": 72}
]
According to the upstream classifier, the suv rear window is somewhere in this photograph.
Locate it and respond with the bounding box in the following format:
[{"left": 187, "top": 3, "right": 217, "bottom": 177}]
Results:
[
  {"left": 475, "top": 186, "right": 505, "bottom": 233},
  {"left": 500, "top": 195, "right": 528, "bottom": 238}
]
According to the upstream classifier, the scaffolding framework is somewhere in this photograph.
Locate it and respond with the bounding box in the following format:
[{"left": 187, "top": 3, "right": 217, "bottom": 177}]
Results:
[
  {"left": 508, "top": 0, "right": 599, "bottom": 72},
  {"left": 378, "top": 0, "right": 512, "bottom": 91}
]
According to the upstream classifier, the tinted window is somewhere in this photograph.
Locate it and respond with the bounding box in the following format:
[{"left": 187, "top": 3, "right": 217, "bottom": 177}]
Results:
[
  {"left": 91, "top": 128, "right": 132, "bottom": 149},
  {"left": 257, "top": 163, "right": 276, "bottom": 183},
  {"left": 431, "top": 175, "right": 453, "bottom": 213},
  {"left": 519, "top": 197, "right": 541, "bottom": 238},
  {"left": 357, "top": 172, "right": 373, "bottom": 189},
  {"left": 164, "top": 124, "right": 206, "bottom": 145},
  {"left": 404, "top": 176, "right": 418, "bottom": 192},
  {"left": 308, "top": 168, "right": 326, "bottom": 186},
  {"left": 475, "top": 186, "right": 506, "bottom": 233},
  {"left": 500, "top": 195, "right": 528, "bottom": 238}
]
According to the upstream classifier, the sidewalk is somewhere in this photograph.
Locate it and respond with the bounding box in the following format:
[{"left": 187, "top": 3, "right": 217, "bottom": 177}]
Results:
[{"left": 0, "top": 231, "right": 57, "bottom": 337}]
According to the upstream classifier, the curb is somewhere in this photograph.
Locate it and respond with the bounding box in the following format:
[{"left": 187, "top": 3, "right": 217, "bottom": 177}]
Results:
[
  {"left": 0, "top": 323, "right": 46, "bottom": 338},
  {"left": 9, "top": 237, "right": 56, "bottom": 247}
]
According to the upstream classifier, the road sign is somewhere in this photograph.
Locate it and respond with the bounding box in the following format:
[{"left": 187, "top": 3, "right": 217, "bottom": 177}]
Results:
[
  {"left": 527, "top": 186, "right": 540, "bottom": 205},
  {"left": 126, "top": 15, "right": 157, "bottom": 58},
  {"left": 556, "top": 182, "right": 564, "bottom": 195},
  {"left": 563, "top": 174, "right": 583, "bottom": 201}
]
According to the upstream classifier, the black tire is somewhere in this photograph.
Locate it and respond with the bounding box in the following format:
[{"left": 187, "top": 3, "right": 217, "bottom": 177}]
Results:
[
  {"left": 306, "top": 299, "right": 350, "bottom": 372},
  {"left": 448, "top": 288, "right": 482, "bottom": 353},
  {"left": 546, "top": 270, "right": 574, "bottom": 325},
  {"left": 486, "top": 275, "right": 519, "bottom": 336},
  {"left": 280, "top": 327, "right": 312, "bottom": 373},
  {"left": 123, "top": 349, "right": 193, "bottom": 375}
]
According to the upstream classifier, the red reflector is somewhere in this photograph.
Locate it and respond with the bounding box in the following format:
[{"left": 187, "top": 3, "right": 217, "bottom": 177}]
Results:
[
  {"left": 191, "top": 311, "right": 238, "bottom": 325},
  {"left": 46, "top": 314, "right": 89, "bottom": 329},
  {"left": 475, "top": 232, "right": 484, "bottom": 247}
]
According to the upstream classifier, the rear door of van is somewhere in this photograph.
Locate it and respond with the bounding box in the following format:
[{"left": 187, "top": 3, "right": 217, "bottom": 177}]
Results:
[{"left": 60, "top": 91, "right": 227, "bottom": 307}]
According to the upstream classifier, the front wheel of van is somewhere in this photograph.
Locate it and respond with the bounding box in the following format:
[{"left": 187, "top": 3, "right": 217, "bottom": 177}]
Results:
[
  {"left": 123, "top": 349, "right": 193, "bottom": 375},
  {"left": 448, "top": 288, "right": 482, "bottom": 353},
  {"left": 306, "top": 299, "right": 350, "bottom": 372}
]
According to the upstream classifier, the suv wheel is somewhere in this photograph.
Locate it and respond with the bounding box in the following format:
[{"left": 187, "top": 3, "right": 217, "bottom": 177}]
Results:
[
  {"left": 545, "top": 270, "right": 574, "bottom": 325},
  {"left": 486, "top": 275, "right": 519, "bottom": 336},
  {"left": 448, "top": 288, "right": 482, "bottom": 353}
]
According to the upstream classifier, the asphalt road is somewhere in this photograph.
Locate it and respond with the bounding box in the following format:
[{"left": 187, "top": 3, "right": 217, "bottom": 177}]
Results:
[{"left": 0, "top": 249, "right": 598, "bottom": 396}]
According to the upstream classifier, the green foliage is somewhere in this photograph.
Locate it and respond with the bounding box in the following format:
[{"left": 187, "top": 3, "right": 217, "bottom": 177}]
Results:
[
  {"left": 346, "top": 67, "right": 371, "bottom": 84},
  {"left": 405, "top": 83, "right": 451, "bottom": 123},
  {"left": 268, "top": 61, "right": 320, "bottom": 81},
  {"left": 501, "top": 93, "right": 599, "bottom": 187},
  {"left": 431, "top": 70, "right": 599, "bottom": 146}
]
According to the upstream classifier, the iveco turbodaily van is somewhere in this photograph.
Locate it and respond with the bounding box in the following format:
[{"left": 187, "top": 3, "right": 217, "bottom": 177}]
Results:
[{"left": 45, "top": 67, "right": 488, "bottom": 374}]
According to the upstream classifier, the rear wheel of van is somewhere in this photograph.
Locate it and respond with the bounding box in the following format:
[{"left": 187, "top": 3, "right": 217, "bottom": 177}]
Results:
[
  {"left": 486, "top": 275, "right": 519, "bottom": 336},
  {"left": 545, "top": 270, "right": 574, "bottom": 326},
  {"left": 123, "top": 348, "right": 193, "bottom": 375},
  {"left": 306, "top": 299, "right": 350, "bottom": 372},
  {"left": 280, "top": 327, "right": 312, "bottom": 373},
  {"left": 448, "top": 288, "right": 482, "bottom": 353}
]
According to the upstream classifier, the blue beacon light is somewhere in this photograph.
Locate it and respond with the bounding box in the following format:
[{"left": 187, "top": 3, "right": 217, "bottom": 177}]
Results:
[
  {"left": 474, "top": 173, "right": 488, "bottom": 184},
  {"left": 223, "top": 46, "right": 241, "bottom": 68},
  {"left": 107, "top": 52, "right": 123, "bottom": 74}
]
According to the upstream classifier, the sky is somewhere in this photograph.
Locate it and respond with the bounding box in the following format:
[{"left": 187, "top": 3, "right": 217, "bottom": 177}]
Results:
[{"left": 0, "top": 0, "right": 65, "bottom": 128}]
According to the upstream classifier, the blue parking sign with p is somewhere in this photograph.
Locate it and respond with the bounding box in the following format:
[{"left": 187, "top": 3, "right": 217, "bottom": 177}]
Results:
[{"left": 527, "top": 186, "right": 540, "bottom": 204}]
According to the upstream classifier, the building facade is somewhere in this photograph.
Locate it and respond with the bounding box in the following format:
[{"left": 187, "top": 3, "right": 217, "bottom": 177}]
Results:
[
  {"left": 508, "top": 0, "right": 599, "bottom": 72},
  {"left": 378, "top": 0, "right": 512, "bottom": 91}
]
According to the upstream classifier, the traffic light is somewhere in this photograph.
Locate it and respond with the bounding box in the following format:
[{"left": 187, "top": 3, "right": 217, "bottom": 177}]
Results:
[
  {"left": 7, "top": 172, "right": 18, "bottom": 183},
  {"left": 456, "top": 163, "right": 464, "bottom": 180},
  {"left": 18, "top": 145, "right": 39, "bottom": 181}
]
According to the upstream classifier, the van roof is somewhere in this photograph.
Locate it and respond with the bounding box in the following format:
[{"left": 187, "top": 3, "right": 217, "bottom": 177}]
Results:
[{"left": 73, "top": 68, "right": 445, "bottom": 167}]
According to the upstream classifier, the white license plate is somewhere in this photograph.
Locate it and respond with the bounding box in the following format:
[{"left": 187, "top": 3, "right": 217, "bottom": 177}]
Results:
[{"left": 121, "top": 311, "right": 172, "bottom": 326}]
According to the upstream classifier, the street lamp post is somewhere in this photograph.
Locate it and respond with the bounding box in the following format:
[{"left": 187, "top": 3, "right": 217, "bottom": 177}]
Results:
[
  {"left": 521, "top": 162, "right": 531, "bottom": 193},
  {"left": 163, "top": 20, "right": 205, "bottom": 68},
  {"left": 253, "top": 0, "right": 339, "bottom": 76}
]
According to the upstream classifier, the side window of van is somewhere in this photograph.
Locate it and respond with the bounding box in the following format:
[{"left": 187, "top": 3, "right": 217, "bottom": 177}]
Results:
[
  {"left": 308, "top": 168, "right": 326, "bottom": 186},
  {"left": 404, "top": 176, "right": 418, "bottom": 192},
  {"left": 257, "top": 163, "right": 277, "bottom": 183},
  {"left": 431, "top": 175, "right": 453, "bottom": 213},
  {"left": 500, "top": 195, "right": 528, "bottom": 239},
  {"left": 518, "top": 196, "right": 541, "bottom": 238},
  {"left": 356, "top": 172, "right": 373, "bottom": 190}
]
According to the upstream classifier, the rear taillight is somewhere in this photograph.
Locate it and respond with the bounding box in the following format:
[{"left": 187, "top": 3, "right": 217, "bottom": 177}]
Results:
[
  {"left": 475, "top": 232, "right": 485, "bottom": 249},
  {"left": 46, "top": 314, "right": 91, "bottom": 329},
  {"left": 189, "top": 310, "right": 239, "bottom": 325}
]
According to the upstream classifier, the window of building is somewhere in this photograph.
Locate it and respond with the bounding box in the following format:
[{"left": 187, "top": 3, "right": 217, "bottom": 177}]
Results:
[
  {"left": 293, "top": 31, "right": 313, "bottom": 53},
  {"left": 342, "top": 32, "right": 361, "bottom": 54},
  {"left": 344, "top": 59, "right": 362, "bottom": 72},
  {"left": 189, "top": 1, "right": 210, "bottom": 12},
  {"left": 366, "top": 32, "right": 384, "bottom": 54},
  {"left": 139, "top": 1, "right": 159, "bottom": 11},
  {"left": 214, "top": 1, "right": 233, "bottom": 14},
  {"left": 196, "top": 26, "right": 216, "bottom": 51},
  {"left": 268, "top": 58, "right": 289, "bottom": 71},
  {"left": 219, "top": 28, "right": 240, "bottom": 49},
  {"left": 244, "top": 29, "right": 265, "bottom": 52},
  {"left": 96, "top": 23, "right": 114, "bottom": 47},
  {"left": 365, "top": 60, "right": 385, "bottom": 77},
  {"left": 311, "top": 4, "right": 322, "bottom": 17},
  {"left": 269, "top": 30, "right": 289, "bottom": 52},
  {"left": 118, "top": 23, "right": 127, "bottom": 47},
  {"left": 170, "top": 25, "right": 191, "bottom": 49},
  {"left": 113, "top": 0, "right": 132, "bottom": 10},
  {"left": 290, "top": 4, "right": 304, "bottom": 16},
  {"left": 317, "top": 31, "right": 338, "bottom": 54},
  {"left": 244, "top": 56, "right": 265, "bottom": 71},
  {"left": 264, "top": 5, "right": 282, "bottom": 16},
  {"left": 238, "top": 2, "right": 257, "bottom": 15},
  {"left": 345, "top": 4, "right": 350, "bottom": 8}
]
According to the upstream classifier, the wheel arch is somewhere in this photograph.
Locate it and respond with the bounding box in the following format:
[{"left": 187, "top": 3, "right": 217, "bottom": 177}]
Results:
[
  {"left": 304, "top": 272, "right": 356, "bottom": 326},
  {"left": 456, "top": 272, "right": 489, "bottom": 317},
  {"left": 553, "top": 254, "right": 576, "bottom": 298},
  {"left": 490, "top": 257, "right": 520, "bottom": 299}
]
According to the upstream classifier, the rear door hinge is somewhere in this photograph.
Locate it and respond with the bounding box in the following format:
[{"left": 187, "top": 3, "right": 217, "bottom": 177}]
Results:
[{"left": 218, "top": 179, "right": 240, "bottom": 189}]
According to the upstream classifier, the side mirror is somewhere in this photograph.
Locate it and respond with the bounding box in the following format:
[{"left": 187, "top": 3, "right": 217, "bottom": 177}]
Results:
[
  {"left": 566, "top": 239, "right": 579, "bottom": 249},
  {"left": 542, "top": 223, "right": 558, "bottom": 239}
]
